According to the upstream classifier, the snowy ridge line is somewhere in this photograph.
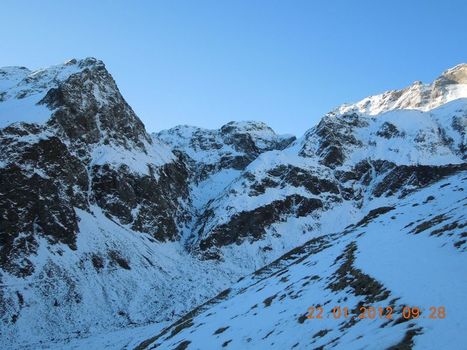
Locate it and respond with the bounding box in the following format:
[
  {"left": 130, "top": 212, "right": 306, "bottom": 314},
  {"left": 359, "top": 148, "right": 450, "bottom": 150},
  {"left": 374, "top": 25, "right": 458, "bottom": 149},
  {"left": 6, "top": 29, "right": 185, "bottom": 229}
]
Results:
[{"left": 336, "top": 63, "right": 467, "bottom": 116}]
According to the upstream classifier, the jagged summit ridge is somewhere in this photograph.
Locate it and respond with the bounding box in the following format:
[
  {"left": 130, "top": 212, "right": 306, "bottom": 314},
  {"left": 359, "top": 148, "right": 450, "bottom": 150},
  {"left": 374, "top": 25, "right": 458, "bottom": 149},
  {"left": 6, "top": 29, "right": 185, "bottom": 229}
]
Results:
[
  {"left": 438, "top": 63, "right": 467, "bottom": 84},
  {"left": 156, "top": 121, "right": 296, "bottom": 185},
  {"left": 0, "top": 57, "right": 103, "bottom": 103},
  {"left": 336, "top": 63, "right": 467, "bottom": 116}
]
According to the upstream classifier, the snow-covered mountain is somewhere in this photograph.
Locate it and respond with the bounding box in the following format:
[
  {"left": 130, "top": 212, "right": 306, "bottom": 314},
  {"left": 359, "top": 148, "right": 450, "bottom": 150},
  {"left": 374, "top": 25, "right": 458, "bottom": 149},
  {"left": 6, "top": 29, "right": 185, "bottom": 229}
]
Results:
[{"left": 0, "top": 59, "right": 465, "bottom": 349}]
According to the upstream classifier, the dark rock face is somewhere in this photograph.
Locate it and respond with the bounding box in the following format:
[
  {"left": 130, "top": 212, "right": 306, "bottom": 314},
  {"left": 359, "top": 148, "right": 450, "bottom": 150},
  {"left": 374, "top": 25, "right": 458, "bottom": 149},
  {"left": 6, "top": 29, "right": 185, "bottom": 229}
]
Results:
[
  {"left": 372, "top": 163, "right": 467, "bottom": 198},
  {"left": 0, "top": 124, "right": 88, "bottom": 277},
  {"left": 452, "top": 116, "right": 466, "bottom": 159},
  {"left": 198, "top": 195, "right": 323, "bottom": 252},
  {"left": 376, "top": 122, "right": 404, "bottom": 138},
  {"left": 92, "top": 159, "right": 190, "bottom": 241},
  {"left": 333, "top": 159, "right": 467, "bottom": 203},
  {"left": 0, "top": 166, "right": 80, "bottom": 277},
  {"left": 40, "top": 58, "right": 151, "bottom": 151},
  {"left": 246, "top": 165, "right": 340, "bottom": 198},
  {"left": 271, "top": 165, "right": 339, "bottom": 195},
  {"left": 354, "top": 206, "right": 395, "bottom": 227},
  {"left": 299, "top": 113, "right": 366, "bottom": 168}
]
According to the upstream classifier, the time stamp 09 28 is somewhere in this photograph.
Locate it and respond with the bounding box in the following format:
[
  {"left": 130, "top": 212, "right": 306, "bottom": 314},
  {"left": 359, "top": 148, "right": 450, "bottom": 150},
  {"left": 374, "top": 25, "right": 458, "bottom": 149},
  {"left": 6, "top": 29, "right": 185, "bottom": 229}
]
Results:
[{"left": 306, "top": 305, "right": 446, "bottom": 320}]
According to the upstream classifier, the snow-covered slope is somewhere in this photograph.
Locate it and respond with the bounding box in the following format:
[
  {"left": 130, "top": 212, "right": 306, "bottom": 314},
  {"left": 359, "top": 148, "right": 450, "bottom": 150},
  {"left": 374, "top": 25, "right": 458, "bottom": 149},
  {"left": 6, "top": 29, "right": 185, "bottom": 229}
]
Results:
[
  {"left": 0, "top": 60, "right": 83, "bottom": 128},
  {"left": 0, "top": 59, "right": 466, "bottom": 349},
  {"left": 0, "top": 206, "right": 230, "bottom": 348},
  {"left": 135, "top": 172, "right": 466, "bottom": 350}
]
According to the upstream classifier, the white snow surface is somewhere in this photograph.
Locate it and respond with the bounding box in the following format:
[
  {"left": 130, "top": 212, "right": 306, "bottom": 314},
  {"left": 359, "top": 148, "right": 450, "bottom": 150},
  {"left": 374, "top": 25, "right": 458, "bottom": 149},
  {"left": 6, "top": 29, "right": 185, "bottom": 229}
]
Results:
[
  {"left": 347, "top": 99, "right": 467, "bottom": 165},
  {"left": 89, "top": 138, "right": 176, "bottom": 176},
  {"left": 0, "top": 60, "right": 87, "bottom": 128}
]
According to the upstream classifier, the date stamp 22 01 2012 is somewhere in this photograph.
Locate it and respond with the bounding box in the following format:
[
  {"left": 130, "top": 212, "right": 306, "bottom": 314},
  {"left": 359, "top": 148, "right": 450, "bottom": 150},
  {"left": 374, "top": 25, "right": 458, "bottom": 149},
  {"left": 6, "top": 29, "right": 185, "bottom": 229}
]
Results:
[{"left": 306, "top": 305, "right": 446, "bottom": 320}]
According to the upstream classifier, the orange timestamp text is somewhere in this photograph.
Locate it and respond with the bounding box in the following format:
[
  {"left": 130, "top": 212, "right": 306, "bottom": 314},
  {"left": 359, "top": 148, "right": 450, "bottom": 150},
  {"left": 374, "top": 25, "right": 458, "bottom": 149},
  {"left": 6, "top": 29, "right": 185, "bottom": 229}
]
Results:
[{"left": 306, "top": 305, "right": 446, "bottom": 320}]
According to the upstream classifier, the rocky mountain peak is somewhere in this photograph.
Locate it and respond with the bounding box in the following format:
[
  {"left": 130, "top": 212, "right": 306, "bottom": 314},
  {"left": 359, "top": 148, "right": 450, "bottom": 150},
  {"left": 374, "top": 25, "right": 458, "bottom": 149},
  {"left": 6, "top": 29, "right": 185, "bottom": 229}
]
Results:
[
  {"left": 220, "top": 120, "right": 275, "bottom": 136},
  {"left": 157, "top": 121, "right": 296, "bottom": 184},
  {"left": 335, "top": 63, "right": 467, "bottom": 116},
  {"left": 219, "top": 120, "right": 295, "bottom": 154},
  {"left": 1, "top": 57, "right": 151, "bottom": 151},
  {"left": 436, "top": 63, "right": 467, "bottom": 85},
  {"left": 0, "top": 57, "right": 102, "bottom": 101},
  {"left": 296, "top": 65, "right": 467, "bottom": 167},
  {"left": 64, "top": 57, "right": 104, "bottom": 69},
  {"left": 40, "top": 58, "right": 151, "bottom": 151}
]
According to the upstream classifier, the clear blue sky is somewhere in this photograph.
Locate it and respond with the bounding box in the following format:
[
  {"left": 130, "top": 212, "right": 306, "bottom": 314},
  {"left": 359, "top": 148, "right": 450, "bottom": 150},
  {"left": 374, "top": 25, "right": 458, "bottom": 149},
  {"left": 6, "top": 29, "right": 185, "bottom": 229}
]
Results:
[{"left": 1, "top": 0, "right": 466, "bottom": 136}]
